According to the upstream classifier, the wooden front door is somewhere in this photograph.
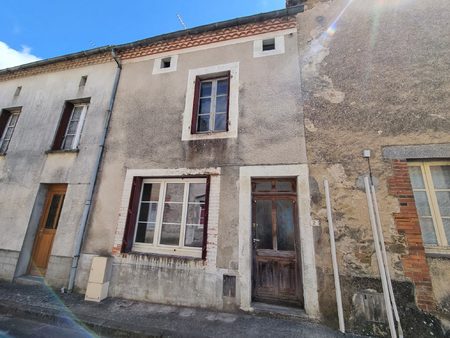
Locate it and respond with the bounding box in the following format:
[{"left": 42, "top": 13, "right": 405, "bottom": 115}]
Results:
[
  {"left": 29, "top": 184, "right": 67, "bottom": 276},
  {"left": 251, "top": 178, "right": 302, "bottom": 307}
]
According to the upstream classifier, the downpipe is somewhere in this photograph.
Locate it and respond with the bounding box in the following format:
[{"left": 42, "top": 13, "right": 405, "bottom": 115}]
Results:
[{"left": 66, "top": 49, "right": 122, "bottom": 292}]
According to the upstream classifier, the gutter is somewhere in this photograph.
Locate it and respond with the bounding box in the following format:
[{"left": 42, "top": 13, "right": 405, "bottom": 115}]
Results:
[{"left": 67, "top": 48, "right": 122, "bottom": 292}]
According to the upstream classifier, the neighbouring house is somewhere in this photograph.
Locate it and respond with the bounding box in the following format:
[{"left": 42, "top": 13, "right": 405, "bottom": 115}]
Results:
[
  {"left": 0, "top": 48, "right": 120, "bottom": 287},
  {"left": 0, "top": 1, "right": 449, "bottom": 336}
]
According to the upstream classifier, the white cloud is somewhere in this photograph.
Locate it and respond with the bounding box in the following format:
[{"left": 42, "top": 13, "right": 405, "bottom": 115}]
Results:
[{"left": 0, "top": 41, "right": 41, "bottom": 70}]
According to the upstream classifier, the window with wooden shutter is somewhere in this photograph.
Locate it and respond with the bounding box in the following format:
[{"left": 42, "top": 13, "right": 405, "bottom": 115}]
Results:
[
  {"left": 52, "top": 101, "right": 88, "bottom": 150},
  {"left": 0, "top": 108, "right": 21, "bottom": 154},
  {"left": 123, "top": 177, "right": 209, "bottom": 258},
  {"left": 122, "top": 177, "right": 143, "bottom": 253}
]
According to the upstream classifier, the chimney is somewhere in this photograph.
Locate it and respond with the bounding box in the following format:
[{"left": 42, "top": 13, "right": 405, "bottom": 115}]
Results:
[{"left": 286, "top": 0, "right": 304, "bottom": 7}]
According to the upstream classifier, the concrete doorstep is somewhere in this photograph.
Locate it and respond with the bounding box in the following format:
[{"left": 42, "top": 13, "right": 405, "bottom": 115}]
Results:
[{"left": 0, "top": 281, "right": 358, "bottom": 338}]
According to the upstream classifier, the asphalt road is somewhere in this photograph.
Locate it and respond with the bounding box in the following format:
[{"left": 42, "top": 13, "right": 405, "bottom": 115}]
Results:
[{"left": 0, "top": 314, "right": 98, "bottom": 338}]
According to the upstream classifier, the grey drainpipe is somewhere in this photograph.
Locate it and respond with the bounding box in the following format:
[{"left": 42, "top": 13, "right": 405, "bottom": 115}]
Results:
[{"left": 67, "top": 48, "right": 122, "bottom": 292}]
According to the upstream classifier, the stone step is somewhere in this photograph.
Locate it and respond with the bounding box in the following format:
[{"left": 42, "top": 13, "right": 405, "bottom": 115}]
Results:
[{"left": 14, "top": 275, "right": 45, "bottom": 286}]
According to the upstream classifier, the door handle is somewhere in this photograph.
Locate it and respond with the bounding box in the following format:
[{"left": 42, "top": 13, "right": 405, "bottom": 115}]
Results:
[{"left": 253, "top": 238, "right": 260, "bottom": 243}]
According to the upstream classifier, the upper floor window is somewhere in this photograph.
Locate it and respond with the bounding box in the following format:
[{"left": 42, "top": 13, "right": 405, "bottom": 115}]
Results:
[
  {"left": 52, "top": 101, "right": 89, "bottom": 151},
  {"left": 408, "top": 161, "right": 450, "bottom": 247},
  {"left": 0, "top": 108, "right": 21, "bottom": 154},
  {"left": 182, "top": 62, "right": 239, "bottom": 141},
  {"left": 253, "top": 36, "right": 285, "bottom": 58},
  {"left": 152, "top": 55, "right": 178, "bottom": 74},
  {"left": 193, "top": 74, "right": 230, "bottom": 134}
]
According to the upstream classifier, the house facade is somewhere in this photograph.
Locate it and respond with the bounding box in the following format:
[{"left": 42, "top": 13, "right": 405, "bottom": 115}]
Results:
[
  {"left": 0, "top": 0, "right": 449, "bottom": 335},
  {"left": 0, "top": 50, "right": 119, "bottom": 286},
  {"left": 75, "top": 6, "right": 321, "bottom": 317}
]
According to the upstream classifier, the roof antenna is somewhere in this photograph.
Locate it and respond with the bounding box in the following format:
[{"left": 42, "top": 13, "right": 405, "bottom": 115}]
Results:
[{"left": 177, "top": 14, "right": 188, "bottom": 30}]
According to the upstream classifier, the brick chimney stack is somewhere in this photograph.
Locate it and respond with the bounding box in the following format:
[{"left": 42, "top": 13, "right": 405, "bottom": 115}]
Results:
[{"left": 286, "top": 0, "right": 304, "bottom": 7}]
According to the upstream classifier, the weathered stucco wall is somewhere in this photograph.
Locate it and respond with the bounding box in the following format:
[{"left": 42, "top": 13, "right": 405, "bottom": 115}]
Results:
[
  {"left": 0, "top": 62, "right": 117, "bottom": 285},
  {"left": 297, "top": 0, "right": 450, "bottom": 332},
  {"left": 82, "top": 30, "right": 307, "bottom": 309}
]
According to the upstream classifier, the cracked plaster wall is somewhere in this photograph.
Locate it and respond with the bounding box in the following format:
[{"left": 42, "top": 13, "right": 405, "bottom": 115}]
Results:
[{"left": 297, "top": 0, "right": 450, "bottom": 324}]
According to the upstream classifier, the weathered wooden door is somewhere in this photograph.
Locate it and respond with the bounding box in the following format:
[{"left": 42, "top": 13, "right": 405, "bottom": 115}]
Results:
[
  {"left": 251, "top": 179, "right": 302, "bottom": 307},
  {"left": 29, "top": 184, "right": 67, "bottom": 276}
]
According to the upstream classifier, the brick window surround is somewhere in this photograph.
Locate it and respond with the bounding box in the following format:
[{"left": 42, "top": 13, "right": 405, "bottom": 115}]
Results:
[{"left": 388, "top": 160, "right": 436, "bottom": 311}]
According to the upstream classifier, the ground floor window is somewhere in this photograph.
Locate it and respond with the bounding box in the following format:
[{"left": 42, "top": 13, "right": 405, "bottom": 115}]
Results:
[
  {"left": 408, "top": 161, "right": 450, "bottom": 247},
  {"left": 125, "top": 178, "right": 208, "bottom": 257}
]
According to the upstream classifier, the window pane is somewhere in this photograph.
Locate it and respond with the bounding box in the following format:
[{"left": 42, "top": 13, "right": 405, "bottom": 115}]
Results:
[
  {"left": 135, "top": 222, "right": 155, "bottom": 243},
  {"left": 62, "top": 135, "right": 74, "bottom": 149},
  {"left": 442, "top": 219, "right": 450, "bottom": 245},
  {"left": 255, "top": 200, "right": 273, "bottom": 249},
  {"left": 430, "top": 166, "right": 450, "bottom": 189},
  {"left": 186, "top": 204, "right": 204, "bottom": 225},
  {"left": 160, "top": 223, "right": 181, "bottom": 245},
  {"left": 418, "top": 218, "right": 438, "bottom": 245},
  {"left": 188, "top": 183, "right": 206, "bottom": 203},
  {"left": 165, "top": 183, "right": 184, "bottom": 202},
  {"left": 217, "top": 79, "right": 228, "bottom": 96},
  {"left": 413, "top": 191, "right": 432, "bottom": 217},
  {"left": 141, "top": 183, "right": 160, "bottom": 202},
  {"left": 138, "top": 202, "right": 158, "bottom": 223},
  {"left": 276, "top": 200, "right": 295, "bottom": 251},
  {"left": 67, "top": 120, "right": 78, "bottom": 134},
  {"left": 72, "top": 106, "right": 83, "bottom": 120},
  {"left": 197, "top": 115, "right": 209, "bottom": 132},
  {"left": 0, "top": 140, "right": 9, "bottom": 153},
  {"left": 45, "top": 194, "right": 63, "bottom": 229},
  {"left": 4, "top": 127, "right": 14, "bottom": 140},
  {"left": 162, "top": 203, "right": 183, "bottom": 224},
  {"left": 276, "top": 181, "right": 294, "bottom": 192},
  {"left": 408, "top": 167, "right": 425, "bottom": 189},
  {"left": 184, "top": 224, "right": 203, "bottom": 247},
  {"left": 254, "top": 181, "right": 272, "bottom": 192},
  {"left": 214, "top": 113, "right": 226, "bottom": 131},
  {"left": 216, "top": 96, "right": 227, "bottom": 113},
  {"left": 9, "top": 114, "right": 19, "bottom": 126},
  {"left": 200, "top": 81, "right": 212, "bottom": 97},
  {"left": 199, "top": 98, "right": 211, "bottom": 114},
  {"left": 436, "top": 192, "right": 450, "bottom": 217}
]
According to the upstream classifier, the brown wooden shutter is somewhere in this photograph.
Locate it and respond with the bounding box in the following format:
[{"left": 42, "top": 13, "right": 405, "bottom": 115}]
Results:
[
  {"left": 122, "top": 177, "right": 143, "bottom": 253},
  {"left": 225, "top": 71, "right": 231, "bottom": 132},
  {"left": 0, "top": 110, "right": 11, "bottom": 139},
  {"left": 52, "top": 101, "right": 74, "bottom": 150},
  {"left": 191, "top": 77, "right": 201, "bottom": 134},
  {"left": 202, "top": 176, "right": 211, "bottom": 260}
]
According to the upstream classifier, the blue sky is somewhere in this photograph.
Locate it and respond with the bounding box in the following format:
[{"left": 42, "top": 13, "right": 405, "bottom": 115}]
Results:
[{"left": 0, "top": 0, "right": 286, "bottom": 69}]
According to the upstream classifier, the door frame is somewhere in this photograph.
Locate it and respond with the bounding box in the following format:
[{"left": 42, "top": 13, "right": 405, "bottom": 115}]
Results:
[
  {"left": 28, "top": 184, "right": 67, "bottom": 276},
  {"left": 251, "top": 178, "right": 303, "bottom": 306},
  {"left": 238, "top": 165, "right": 319, "bottom": 318}
]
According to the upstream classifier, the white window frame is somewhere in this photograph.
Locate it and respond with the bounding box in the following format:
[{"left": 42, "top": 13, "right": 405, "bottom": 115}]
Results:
[
  {"left": 0, "top": 109, "right": 20, "bottom": 154},
  {"left": 62, "top": 103, "right": 88, "bottom": 150},
  {"left": 253, "top": 36, "right": 285, "bottom": 58},
  {"left": 182, "top": 62, "right": 239, "bottom": 141},
  {"left": 196, "top": 76, "right": 229, "bottom": 133},
  {"left": 132, "top": 177, "right": 207, "bottom": 258},
  {"left": 152, "top": 55, "right": 178, "bottom": 74},
  {"left": 408, "top": 161, "right": 450, "bottom": 252}
]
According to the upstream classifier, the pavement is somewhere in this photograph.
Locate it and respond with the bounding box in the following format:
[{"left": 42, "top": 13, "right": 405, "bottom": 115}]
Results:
[{"left": 0, "top": 280, "right": 360, "bottom": 338}]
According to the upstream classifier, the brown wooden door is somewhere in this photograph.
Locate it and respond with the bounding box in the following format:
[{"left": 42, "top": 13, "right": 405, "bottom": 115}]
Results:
[
  {"left": 251, "top": 179, "right": 302, "bottom": 307},
  {"left": 29, "top": 184, "right": 67, "bottom": 276}
]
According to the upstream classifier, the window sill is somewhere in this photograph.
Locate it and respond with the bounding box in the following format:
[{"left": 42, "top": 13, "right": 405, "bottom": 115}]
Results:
[
  {"left": 183, "top": 130, "right": 235, "bottom": 141},
  {"left": 45, "top": 149, "right": 79, "bottom": 155},
  {"left": 126, "top": 251, "right": 204, "bottom": 262},
  {"left": 132, "top": 243, "right": 202, "bottom": 259},
  {"left": 425, "top": 246, "right": 450, "bottom": 258}
]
